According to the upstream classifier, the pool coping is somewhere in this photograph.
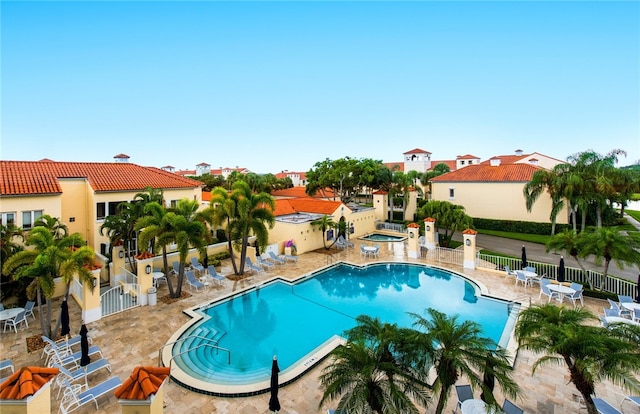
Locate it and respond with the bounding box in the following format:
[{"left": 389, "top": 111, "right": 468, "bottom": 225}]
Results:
[{"left": 162, "top": 260, "right": 522, "bottom": 396}]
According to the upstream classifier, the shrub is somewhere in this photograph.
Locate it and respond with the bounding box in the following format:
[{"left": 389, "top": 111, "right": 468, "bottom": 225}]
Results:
[{"left": 472, "top": 218, "right": 570, "bottom": 235}]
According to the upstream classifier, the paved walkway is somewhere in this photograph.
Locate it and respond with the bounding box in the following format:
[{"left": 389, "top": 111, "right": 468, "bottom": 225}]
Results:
[{"left": 1, "top": 246, "right": 636, "bottom": 414}]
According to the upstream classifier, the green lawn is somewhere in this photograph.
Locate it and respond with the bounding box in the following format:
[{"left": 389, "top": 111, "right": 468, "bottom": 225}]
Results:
[
  {"left": 476, "top": 229, "right": 550, "bottom": 245},
  {"left": 626, "top": 209, "right": 640, "bottom": 223}
]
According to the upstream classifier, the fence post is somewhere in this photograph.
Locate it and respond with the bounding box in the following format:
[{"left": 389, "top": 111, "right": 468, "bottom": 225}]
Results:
[
  {"left": 406, "top": 223, "right": 420, "bottom": 259},
  {"left": 462, "top": 229, "right": 477, "bottom": 270},
  {"left": 423, "top": 217, "right": 437, "bottom": 249}
]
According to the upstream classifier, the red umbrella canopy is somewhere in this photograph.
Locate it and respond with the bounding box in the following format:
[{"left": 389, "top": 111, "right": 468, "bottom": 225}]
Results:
[
  {"left": 0, "top": 367, "right": 59, "bottom": 400},
  {"left": 114, "top": 366, "right": 170, "bottom": 400}
]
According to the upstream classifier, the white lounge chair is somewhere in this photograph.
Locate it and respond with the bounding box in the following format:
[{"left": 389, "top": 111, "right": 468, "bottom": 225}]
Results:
[
  {"left": 593, "top": 398, "right": 622, "bottom": 414},
  {"left": 206, "top": 266, "right": 226, "bottom": 285},
  {"left": 268, "top": 252, "right": 286, "bottom": 265},
  {"left": 43, "top": 336, "right": 103, "bottom": 368},
  {"left": 256, "top": 255, "right": 274, "bottom": 269},
  {"left": 41, "top": 334, "right": 92, "bottom": 365},
  {"left": 279, "top": 252, "right": 298, "bottom": 263},
  {"left": 245, "top": 257, "right": 265, "bottom": 273},
  {"left": 59, "top": 376, "right": 122, "bottom": 413},
  {"left": 53, "top": 361, "right": 112, "bottom": 398},
  {"left": 186, "top": 270, "right": 206, "bottom": 292}
]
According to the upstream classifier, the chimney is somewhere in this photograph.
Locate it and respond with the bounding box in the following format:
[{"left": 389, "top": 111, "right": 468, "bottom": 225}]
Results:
[
  {"left": 515, "top": 149, "right": 523, "bottom": 156},
  {"left": 113, "top": 154, "right": 130, "bottom": 163}
]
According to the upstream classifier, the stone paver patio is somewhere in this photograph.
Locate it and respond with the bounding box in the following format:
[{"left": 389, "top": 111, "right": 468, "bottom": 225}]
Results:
[{"left": 1, "top": 243, "right": 636, "bottom": 413}]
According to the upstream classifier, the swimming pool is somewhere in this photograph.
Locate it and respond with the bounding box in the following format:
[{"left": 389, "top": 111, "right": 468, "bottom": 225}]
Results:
[
  {"left": 163, "top": 262, "right": 520, "bottom": 396},
  {"left": 359, "top": 232, "right": 407, "bottom": 242}
]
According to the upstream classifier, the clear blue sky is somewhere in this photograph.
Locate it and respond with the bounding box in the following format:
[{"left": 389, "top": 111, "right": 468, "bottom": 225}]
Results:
[{"left": 2, "top": 1, "right": 639, "bottom": 174}]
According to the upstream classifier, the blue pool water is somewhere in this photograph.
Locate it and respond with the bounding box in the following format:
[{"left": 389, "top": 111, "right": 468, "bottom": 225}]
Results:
[
  {"left": 170, "top": 263, "right": 517, "bottom": 394},
  {"left": 359, "top": 232, "right": 406, "bottom": 242}
]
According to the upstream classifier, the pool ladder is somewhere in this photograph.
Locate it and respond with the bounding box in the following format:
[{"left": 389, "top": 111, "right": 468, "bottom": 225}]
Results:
[{"left": 158, "top": 335, "right": 231, "bottom": 380}]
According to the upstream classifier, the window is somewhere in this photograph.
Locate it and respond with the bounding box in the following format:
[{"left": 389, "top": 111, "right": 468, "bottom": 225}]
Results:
[
  {"left": 468, "top": 160, "right": 473, "bottom": 165},
  {"left": 97, "top": 203, "right": 106, "bottom": 220},
  {"left": 108, "top": 201, "right": 126, "bottom": 217},
  {"left": 449, "top": 188, "right": 455, "bottom": 199},
  {"left": 170, "top": 200, "right": 178, "bottom": 208},
  {"left": 1, "top": 212, "right": 16, "bottom": 226},
  {"left": 460, "top": 160, "right": 465, "bottom": 165},
  {"left": 22, "top": 210, "right": 43, "bottom": 230}
]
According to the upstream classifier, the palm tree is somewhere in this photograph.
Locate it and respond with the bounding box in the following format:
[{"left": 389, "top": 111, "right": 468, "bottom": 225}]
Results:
[
  {"left": 136, "top": 202, "right": 178, "bottom": 297},
  {"left": 408, "top": 308, "right": 519, "bottom": 414},
  {"left": 210, "top": 187, "right": 240, "bottom": 275},
  {"left": 33, "top": 214, "right": 69, "bottom": 240},
  {"left": 319, "top": 315, "right": 430, "bottom": 414},
  {"left": 311, "top": 215, "right": 337, "bottom": 250},
  {"left": 578, "top": 227, "right": 640, "bottom": 290},
  {"left": 515, "top": 304, "right": 640, "bottom": 414},
  {"left": 418, "top": 201, "right": 473, "bottom": 247},
  {"left": 546, "top": 229, "right": 592, "bottom": 288},
  {"left": 166, "top": 199, "right": 207, "bottom": 298},
  {"left": 1, "top": 223, "right": 23, "bottom": 265},
  {"left": 523, "top": 168, "right": 565, "bottom": 235},
  {"left": 226, "top": 181, "right": 275, "bottom": 276},
  {"left": 2, "top": 226, "right": 95, "bottom": 338}
]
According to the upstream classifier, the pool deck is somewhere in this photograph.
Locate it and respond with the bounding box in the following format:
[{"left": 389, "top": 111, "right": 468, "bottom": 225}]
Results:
[{"left": 1, "top": 244, "right": 635, "bottom": 413}]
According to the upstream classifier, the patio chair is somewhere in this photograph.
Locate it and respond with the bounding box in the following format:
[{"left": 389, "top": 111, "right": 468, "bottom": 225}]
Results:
[
  {"left": 515, "top": 271, "right": 529, "bottom": 288},
  {"left": 24, "top": 300, "right": 36, "bottom": 320},
  {"left": 607, "top": 299, "right": 631, "bottom": 318},
  {"left": 41, "top": 334, "right": 91, "bottom": 365},
  {"left": 502, "top": 399, "right": 524, "bottom": 414},
  {"left": 454, "top": 384, "right": 473, "bottom": 413},
  {"left": 599, "top": 316, "right": 609, "bottom": 328},
  {"left": 3, "top": 311, "right": 28, "bottom": 333},
  {"left": 256, "top": 255, "right": 274, "bottom": 269},
  {"left": 567, "top": 283, "right": 584, "bottom": 307},
  {"left": 603, "top": 307, "right": 618, "bottom": 318},
  {"left": 171, "top": 261, "right": 180, "bottom": 276},
  {"left": 623, "top": 396, "right": 640, "bottom": 408},
  {"left": 335, "top": 236, "right": 348, "bottom": 250},
  {"left": 524, "top": 266, "right": 536, "bottom": 273},
  {"left": 206, "top": 266, "right": 226, "bottom": 285},
  {"left": 186, "top": 270, "right": 206, "bottom": 292},
  {"left": 538, "top": 278, "right": 558, "bottom": 303},
  {"left": 593, "top": 398, "right": 623, "bottom": 414},
  {"left": 59, "top": 376, "right": 122, "bottom": 413},
  {"left": 618, "top": 295, "right": 634, "bottom": 303},
  {"left": 504, "top": 265, "right": 516, "bottom": 277},
  {"left": 245, "top": 257, "right": 265, "bottom": 273},
  {"left": 190, "top": 257, "right": 205, "bottom": 275},
  {"left": 634, "top": 309, "right": 640, "bottom": 323},
  {"left": 268, "top": 251, "right": 286, "bottom": 265},
  {"left": 360, "top": 244, "right": 368, "bottom": 257},
  {"left": 53, "top": 360, "right": 112, "bottom": 398}
]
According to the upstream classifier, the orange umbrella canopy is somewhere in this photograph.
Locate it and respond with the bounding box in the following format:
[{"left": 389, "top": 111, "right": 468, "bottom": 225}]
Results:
[
  {"left": 114, "top": 366, "right": 170, "bottom": 400},
  {"left": 0, "top": 367, "right": 59, "bottom": 400}
]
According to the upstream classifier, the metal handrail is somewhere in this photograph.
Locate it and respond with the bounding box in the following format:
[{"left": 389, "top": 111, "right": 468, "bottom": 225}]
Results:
[
  {"left": 167, "top": 343, "right": 231, "bottom": 383},
  {"left": 158, "top": 335, "right": 224, "bottom": 365}
]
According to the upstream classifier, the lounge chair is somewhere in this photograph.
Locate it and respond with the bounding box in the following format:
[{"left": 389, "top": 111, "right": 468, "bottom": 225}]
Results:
[
  {"left": 206, "top": 266, "right": 226, "bottom": 285},
  {"left": 454, "top": 384, "right": 473, "bottom": 413},
  {"left": 618, "top": 295, "right": 634, "bottom": 303},
  {"left": 3, "top": 311, "right": 28, "bottom": 333},
  {"left": 256, "top": 255, "right": 274, "bottom": 269},
  {"left": 279, "top": 252, "right": 298, "bottom": 263},
  {"left": 0, "top": 359, "right": 14, "bottom": 376},
  {"left": 335, "top": 236, "right": 349, "bottom": 249},
  {"left": 603, "top": 307, "right": 618, "bottom": 317},
  {"left": 245, "top": 257, "right": 265, "bottom": 273},
  {"left": 268, "top": 251, "right": 286, "bottom": 265},
  {"left": 186, "top": 270, "right": 207, "bottom": 292},
  {"left": 502, "top": 399, "right": 524, "bottom": 414},
  {"left": 171, "top": 261, "right": 180, "bottom": 276},
  {"left": 53, "top": 360, "right": 112, "bottom": 398},
  {"left": 593, "top": 398, "right": 622, "bottom": 414},
  {"left": 41, "top": 334, "right": 92, "bottom": 365},
  {"left": 59, "top": 376, "right": 122, "bottom": 413},
  {"left": 190, "top": 257, "right": 205, "bottom": 274},
  {"left": 24, "top": 300, "right": 36, "bottom": 320},
  {"left": 44, "top": 337, "right": 103, "bottom": 368},
  {"left": 607, "top": 298, "right": 631, "bottom": 318},
  {"left": 623, "top": 396, "right": 640, "bottom": 408}
]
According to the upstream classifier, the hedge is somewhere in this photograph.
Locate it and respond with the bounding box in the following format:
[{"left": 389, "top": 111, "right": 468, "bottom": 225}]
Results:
[{"left": 472, "top": 218, "right": 570, "bottom": 235}]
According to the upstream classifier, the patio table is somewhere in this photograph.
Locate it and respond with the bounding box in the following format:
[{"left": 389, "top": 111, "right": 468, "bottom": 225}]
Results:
[
  {"left": 0, "top": 308, "right": 24, "bottom": 322},
  {"left": 548, "top": 284, "right": 575, "bottom": 303}
]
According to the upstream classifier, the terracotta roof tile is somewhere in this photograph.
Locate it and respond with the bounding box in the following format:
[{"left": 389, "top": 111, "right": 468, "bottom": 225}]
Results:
[
  {"left": 0, "top": 366, "right": 59, "bottom": 400},
  {"left": 274, "top": 198, "right": 342, "bottom": 216},
  {"left": 114, "top": 366, "right": 170, "bottom": 400},
  {"left": 479, "top": 154, "right": 530, "bottom": 165},
  {"left": 0, "top": 161, "right": 202, "bottom": 196},
  {"left": 456, "top": 154, "right": 480, "bottom": 159},
  {"left": 403, "top": 148, "right": 431, "bottom": 155},
  {"left": 430, "top": 160, "right": 457, "bottom": 171},
  {"left": 272, "top": 187, "right": 335, "bottom": 199},
  {"left": 430, "top": 164, "right": 541, "bottom": 183}
]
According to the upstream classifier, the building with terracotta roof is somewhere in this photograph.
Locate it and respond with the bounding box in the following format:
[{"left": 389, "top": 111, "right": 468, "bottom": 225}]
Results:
[
  {"left": 430, "top": 159, "right": 569, "bottom": 224},
  {"left": 274, "top": 171, "right": 308, "bottom": 187},
  {"left": 271, "top": 186, "right": 336, "bottom": 200},
  {"left": 0, "top": 160, "right": 203, "bottom": 253}
]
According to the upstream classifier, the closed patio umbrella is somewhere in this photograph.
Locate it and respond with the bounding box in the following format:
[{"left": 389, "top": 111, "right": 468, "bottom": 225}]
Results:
[
  {"left": 79, "top": 323, "right": 91, "bottom": 387},
  {"left": 60, "top": 300, "right": 70, "bottom": 338},
  {"left": 521, "top": 245, "right": 527, "bottom": 269},
  {"left": 558, "top": 256, "right": 566, "bottom": 283},
  {"left": 268, "top": 355, "right": 281, "bottom": 413}
]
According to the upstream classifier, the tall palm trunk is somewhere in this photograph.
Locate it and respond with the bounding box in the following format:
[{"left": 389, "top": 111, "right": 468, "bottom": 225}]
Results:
[
  {"left": 434, "top": 385, "right": 449, "bottom": 414},
  {"left": 565, "top": 356, "right": 597, "bottom": 414},
  {"left": 161, "top": 245, "right": 175, "bottom": 297}
]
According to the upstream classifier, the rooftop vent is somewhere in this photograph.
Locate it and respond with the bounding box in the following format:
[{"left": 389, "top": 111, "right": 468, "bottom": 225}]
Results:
[{"left": 114, "top": 154, "right": 130, "bottom": 163}]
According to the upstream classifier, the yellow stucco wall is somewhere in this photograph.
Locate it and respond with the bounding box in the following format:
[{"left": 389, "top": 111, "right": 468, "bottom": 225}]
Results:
[
  {"left": 0, "top": 195, "right": 62, "bottom": 228},
  {"left": 431, "top": 181, "right": 569, "bottom": 224},
  {"left": 59, "top": 179, "right": 93, "bottom": 245}
]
